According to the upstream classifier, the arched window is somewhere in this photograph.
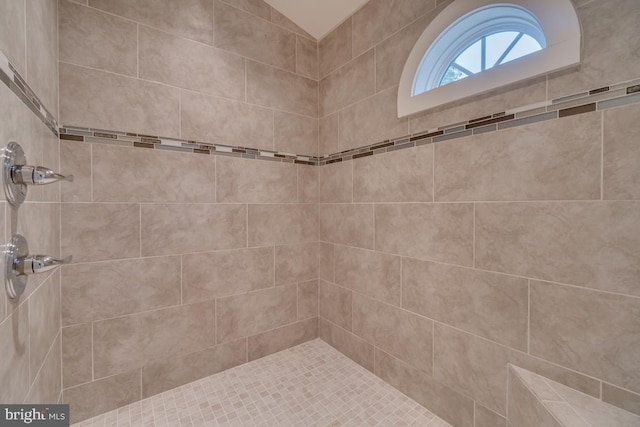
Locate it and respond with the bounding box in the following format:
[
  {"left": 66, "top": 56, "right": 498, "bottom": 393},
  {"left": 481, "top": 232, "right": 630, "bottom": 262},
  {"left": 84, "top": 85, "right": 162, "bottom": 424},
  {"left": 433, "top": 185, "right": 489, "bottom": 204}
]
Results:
[{"left": 398, "top": 0, "right": 581, "bottom": 117}]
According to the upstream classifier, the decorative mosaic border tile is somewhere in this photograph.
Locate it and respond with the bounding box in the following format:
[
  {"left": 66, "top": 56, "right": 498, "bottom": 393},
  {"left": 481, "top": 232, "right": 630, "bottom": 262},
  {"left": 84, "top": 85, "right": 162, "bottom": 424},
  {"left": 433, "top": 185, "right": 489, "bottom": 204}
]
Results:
[{"left": 0, "top": 50, "right": 58, "bottom": 136}]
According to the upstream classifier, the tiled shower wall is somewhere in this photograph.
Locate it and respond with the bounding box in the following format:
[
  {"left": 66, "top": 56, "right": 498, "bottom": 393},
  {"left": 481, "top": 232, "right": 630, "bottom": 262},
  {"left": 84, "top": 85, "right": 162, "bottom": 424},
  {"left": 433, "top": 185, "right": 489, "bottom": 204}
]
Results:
[
  {"left": 57, "top": 1, "right": 322, "bottom": 422},
  {"left": 0, "top": 0, "right": 61, "bottom": 406},
  {"left": 317, "top": 1, "right": 640, "bottom": 426}
]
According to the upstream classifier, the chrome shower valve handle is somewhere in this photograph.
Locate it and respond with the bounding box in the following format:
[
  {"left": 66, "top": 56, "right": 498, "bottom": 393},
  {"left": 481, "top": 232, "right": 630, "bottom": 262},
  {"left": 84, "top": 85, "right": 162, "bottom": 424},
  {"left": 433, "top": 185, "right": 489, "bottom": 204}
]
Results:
[{"left": 11, "top": 165, "right": 74, "bottom": 185}]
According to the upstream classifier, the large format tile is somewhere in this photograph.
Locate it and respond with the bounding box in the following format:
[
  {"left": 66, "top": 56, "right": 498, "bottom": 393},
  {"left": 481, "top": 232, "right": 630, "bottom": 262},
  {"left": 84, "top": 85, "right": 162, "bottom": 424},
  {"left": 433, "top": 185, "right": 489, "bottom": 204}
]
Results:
[
  {"left": 319, "top": 161, "right": 353, "bottom": 203},
  {"left": 319, "top": 113, "right": 339, "bottom": 156},
  {"left": 475, "top": 404, "right": 507, "bottom": 427},
  {"left": 141, "top": 204, "right": 247, "bottom": 256},
  {"left": 0, "top": 306, "right": 30, "bottom": 404},
  {"left": 0, "top": 0, "right": 25, "bottom": 75},
  {"left": 93, "top": 301, "right": 215, "bottom": 378},
  {"left": 353, "top": 144, "right": 433, "bottom": 202},
  {"left": 270, "top": 8, "right": 314, "bottom": 39},
  {"left": 319, "top": 280, "right": 352, "bottom": 331},
  {"left": 180, "top": 90, "right": 273, "bottom": 149},
  {"left": 319, "top": 242, "right": 334, "bottom": 282},
  {"left": 248, "top": 204, "right": 318, "bottom": 247},
  {"left": 25, "top": 334, "right": 61, "bottom": 405},
  {"left": 62, "top": 324, "right": 92, "bottom": 388},
  {"left": 297, "top": 281, "right": 318, "bottom": 320},
  {"left": 93, "top": 144, "right": 216, "bottom": 202},
  {"left": 375, "top": 203, "right": 474, "bottom": 266},
  {"left": 89, "top": 0, "right": 214, "bottom": 44},
  {"left": 61, "top": 256, "right": 181, "bottom": 325},
  {"left": 402, "top": 258, "right": 528, "bottom": 350},
  {"left": 248, "top": 318, "right": 318, "bottom": 361},
  {"left": 63, "top": 370, "right": 141, "bottom": 423},
  {"left": 475, "top": 201, "right": 640, "bottom": 296},
  {"left": 296, "top": 36, "right": 318, "bottom": 80},
  {"left": 530, "top": 281, "right": 640, "bottom": 393},
  {"left": 320, "top": 50, "right": 375, "bottom": 116},
  {"left": 318, "top": 318, "right": 374, "bottom": 371},
  {"left": 28, "top": 273, "right": 61, "bottom": 382},
  {"left": 60, "top": 140, "right": 91, "bottom": 202},
  {"left": 214, "top": 0, "right": 295, "bottom": 71},
  {"left": 353, "top": 294, "right": 433, "bottom": 373},
  {"left": 507, "top": 366, "right": 562, "bottom": 427},
  {"left": 61, "top": 203, "right": 140, "bottom": 263},
  {"left": 139, "top": 25, "right": 245, "bottom": 100},
  {"left": 297, "top": 165, "right": 318, "bottom": 204},
  {"left": 247, "top": 61, "right": 318, "bottom": 117},
  {"left": 216, "top": 156, "right": 297, "bottom": 203},
  {"left": 435, "top": 113, "right": 602, "bottom": 201},
  {"left": 375, "top": 349, "right": 475, "bottom": 427},
  {"left": 59, "top": 0, "right": 137, "bottom": 76},
  {"left": 141, "top": 339, "right": 246, "bottom": 397},
  {"left": 334, "top": 245, "right": 401, "bottom": 306},
  {"left": 275, "top": 242, "right": 318, "bottom": 285},
  {"left": 318, "top": 19, "right": 352, "bottom": 78},
  {"left": 26, "top": 0, "right": 58, "bottom": 115},
  {"left": 602, "top": 384, "right": 640, "bottom": 417},
  {"left": 216, "top": 285, "right": 297, "bottom": 343},
  {"left": 182, "top": 247, "right": 274, "bottom": 303},
  {"left": 222, "top": 0, "right": 270, "bottom": 20},
  {"left": 273, "top": 111, "right": 318, "bottom": 156},
  {"left": 59, "top": 63, "right": 180, "bottom": 138},
  {"left": 339, "top": 86, "right": 408, "bottom": 150},
  {"left": 319, "top": 204, "right": 374, "bottom": 249},
  {"left": 604, "top": 103, "right": 640, "bottom": 200}
]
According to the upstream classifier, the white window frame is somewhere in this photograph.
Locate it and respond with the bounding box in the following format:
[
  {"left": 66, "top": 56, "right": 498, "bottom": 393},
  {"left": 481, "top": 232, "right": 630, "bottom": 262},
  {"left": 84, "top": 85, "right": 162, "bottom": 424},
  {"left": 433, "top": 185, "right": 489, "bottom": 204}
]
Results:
[{"left": 397, "top": 0, "right": 581, "bottom": 118}]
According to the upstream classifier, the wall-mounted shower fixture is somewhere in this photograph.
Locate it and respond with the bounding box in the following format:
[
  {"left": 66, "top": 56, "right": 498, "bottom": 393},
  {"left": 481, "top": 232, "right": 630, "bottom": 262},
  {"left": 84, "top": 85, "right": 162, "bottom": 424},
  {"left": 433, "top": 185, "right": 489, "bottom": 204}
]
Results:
[
  {"left": 3, "top": 141, "right": 74, "bottom": 206},
  {"left": 5, "top": 234, "right": 72, "bottom": 299}
]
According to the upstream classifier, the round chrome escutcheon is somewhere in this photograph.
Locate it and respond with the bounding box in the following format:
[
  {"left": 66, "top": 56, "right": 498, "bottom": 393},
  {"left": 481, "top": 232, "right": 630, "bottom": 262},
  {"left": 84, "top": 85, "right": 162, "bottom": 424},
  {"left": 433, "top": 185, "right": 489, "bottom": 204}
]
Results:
[
  {"left": 3, "top": 141, "right": 28, "bottom": 206},
  {"left": 5, "top": 234, "right": 29, "bottom": 299}
]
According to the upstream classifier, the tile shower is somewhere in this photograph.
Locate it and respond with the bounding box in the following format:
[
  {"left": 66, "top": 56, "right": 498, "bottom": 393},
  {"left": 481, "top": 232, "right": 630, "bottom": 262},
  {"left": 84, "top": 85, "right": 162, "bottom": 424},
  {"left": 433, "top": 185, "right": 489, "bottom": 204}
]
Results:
[{"left": 0, "top": 0, "right": 638, "bottom": 426}]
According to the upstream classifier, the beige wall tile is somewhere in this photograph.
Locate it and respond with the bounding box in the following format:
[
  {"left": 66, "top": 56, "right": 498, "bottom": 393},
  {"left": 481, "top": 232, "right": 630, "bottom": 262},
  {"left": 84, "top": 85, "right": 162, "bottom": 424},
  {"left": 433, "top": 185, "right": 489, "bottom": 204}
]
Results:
[
  {"left": 247, "top": 61, "right": 318, "bottom": 117},
  {"left": 182, "top": 247, "right": 274, "bottom": 303},
  {"left": 476, "top": 202, "right": 640, "bottom": 296},
  {"left": 28, "top": 272, "right": 61, "bottom": 382},
  {"left": 319, "top": 281, "right": 352, "bottom": 331},
  {"left": 248, "top": 204, "right": 318, "bottom": 247},
  {"left": 319, "top": 204, "right": 374, "bottom": 249},
  {"left": 61, "top": 203, "right": 140, "bottom": 263},
  {"left": 318, "top": 318, "right": 374, "bottom": 371},
  {"left": 298, "top": 165, "right": 318, "bottom": 204},
  {"left": 139, "top": 25, "right": 245, "bottom": 100},
  {"left": 320, "top": 50, "right": 375, "bottom": 116},
  {"left": 89, "top": 0, "right": 213, "bottom": 44},
  {"left": 402, "top": 258, "right": 528, "bottom": 350},
  {"left": 352, "top": 0, "right": 436, "bottom": 57},
  {"left": 274, "top": 111, "right": 318, "bottom": 156},
  {"left": 180, "top": 90, "right": 273, "bottom": 150},
  {"left": 353, "top": 144, "right": 433, "bottom": 202},
  {"left": 318, "top": 19, "right": 352, "bottom": 78},
  {"left": 248, "top": 317, "right": 317, "bottom": 361},
  {"left": 63, "top": 370, "right": 141, "bottom": 423},
  {"left": 222, "top": 0, "right": 271, "bottom": 20},
  {"left": 270, "top": 8, "right": 314, "bottom": 40},
  {"left": 339, "top": 86, "right": 408, "bottom": 150},
  {"left": 602, "top": 384, "right": 640, "bottom": 417},
  {"left": 435, "top": 113, "right": 602, "bottom": 202},
  {"left": 25, "top": 334, "right": 61, "bottom": 405},
  {"left": 216, "top": 285, "right": 297, "bottom": 343},
  {"left": 59, "top": 63, "right": 180, "bottom": 138},
  {"left": 26, "top": 0, "right": 58, "bottom": 116},
  {"left": 93, "top": 301, "right": 215, "bottom": 378},
  {"left": 60, "top": 140, "right": 91, "bottom": 202},
  {"left": 604, "top": 103, "right": 640, "bottom": 200},
  {"left": 61, "top": 257, "right": 181, "bottom": 326},
  {"left": 296, "top": 36, "right": 318, "bottom": 80},
  {"left": 353, "top": 294, "right": 432, "bottom": 373},
  {"left": 215, "top": 1, "right": 295, "bottom": 71},
  {"left": 547, "top": 0, "right": 640, "bottom": 98},
  {"left": 335, "top": 245, "right": 401, "bottom": 306},
  {"left": 62, "top": 324, "right": 92, "bottom": 388},
  {"left": 59, "top": 0, "right": 137, "bottom": 76},
  {"left": 141, "top": 203, "right": 247, "bottom": 256},
  {"left": 507, "top": 366, "right": 562, "bottom": 427},
  {"left": 530, "top": 281, "right": 640, "bottom": 393},
  {"left": 297, "top": 281, "right": 318, "bottom": 320},
  {"left": 319, "top": 161, "right": 353, "bottom": 203},
  {"left": 434, "top": 324, "right": 510, "bottom": 415},
  {"left": 93, "top": 144, "right": 216, "bottom": 202},
  {"left": 275, "top": 242, "right": 318, "bottom": 285},
  {"left": 375, "top": 203, "right": 474, "bottom": 266},
  {"left": 319, "top": 242, "right": 334, "bottom": 282},
  {"left": 0, "top": 306, "right": 30, "bottom": 403},
  {"left": 0, "top": 0, "right": 25, "bottom": 75},
  {"left": 375, "top": 349, "right": 474, "bottom": 427},
  {"left": 319, "top": 113, "right": 339, "bottom": 156},
  {"left": 216, "top": 156, "right": 297, "bottom": 203},
  {"left": 475, "top": 404, "right": 507, "bottom": 427},
  {"left": 141, "top": 339, "right": 246, "bottom": 397}
]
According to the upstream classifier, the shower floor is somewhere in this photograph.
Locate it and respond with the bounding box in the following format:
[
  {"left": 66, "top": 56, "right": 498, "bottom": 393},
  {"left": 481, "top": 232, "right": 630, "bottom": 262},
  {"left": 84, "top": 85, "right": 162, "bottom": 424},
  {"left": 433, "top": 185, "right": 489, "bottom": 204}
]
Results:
[{"left": 72, "top": 339, "right": 451, "bottom": 427}]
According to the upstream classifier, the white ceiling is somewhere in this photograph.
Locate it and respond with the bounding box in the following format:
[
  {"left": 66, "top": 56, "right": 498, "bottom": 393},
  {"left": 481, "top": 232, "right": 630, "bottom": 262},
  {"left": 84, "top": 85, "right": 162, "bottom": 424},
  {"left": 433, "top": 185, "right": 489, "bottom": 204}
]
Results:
[{"left": 264, "top": 0, "right": 369, "bottom": 40}]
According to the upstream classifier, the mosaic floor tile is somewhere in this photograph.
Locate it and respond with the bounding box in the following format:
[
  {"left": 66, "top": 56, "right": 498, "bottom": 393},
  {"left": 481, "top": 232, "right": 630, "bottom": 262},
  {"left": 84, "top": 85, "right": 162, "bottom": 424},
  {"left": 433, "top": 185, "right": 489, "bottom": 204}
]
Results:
[{"left": 73, "top": 339, "right": 450, "bottom": 427}]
